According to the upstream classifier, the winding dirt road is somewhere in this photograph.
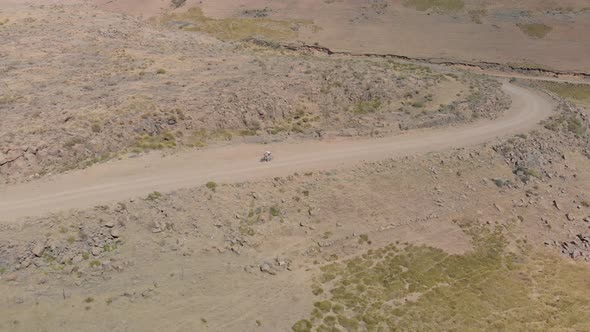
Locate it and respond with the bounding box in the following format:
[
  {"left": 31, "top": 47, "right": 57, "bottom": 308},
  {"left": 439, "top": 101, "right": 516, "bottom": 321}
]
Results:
[{"left": 0, "top": 82, "right": 554, "bottom": 221}]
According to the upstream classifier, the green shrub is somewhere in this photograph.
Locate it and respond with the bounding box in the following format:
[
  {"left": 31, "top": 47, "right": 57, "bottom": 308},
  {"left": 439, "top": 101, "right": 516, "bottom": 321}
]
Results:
[
  {"left": 91, "top": 123, "right": 102, "bottom": 133},
  {"left": 146, "top": 191, "right": 163, "bottom": 201},
  {"left": 292, "top": 320, "right": 313, "bottom": 332},
  {"left": 270, "top": 205, "right": 281, "bottom": 217},
  {"left": 352, "top": 98, "right": 382, "bottom": 114},
  {"left": 135, "top": 132, "right": 176, "bottom": 151}
]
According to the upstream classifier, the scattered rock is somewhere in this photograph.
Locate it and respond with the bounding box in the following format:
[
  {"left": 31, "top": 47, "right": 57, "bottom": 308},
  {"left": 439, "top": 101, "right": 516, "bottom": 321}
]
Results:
[
  {"left": 72, "top": 255, "right": 83, "bottom": 264},
  {"left": 91, "top": 247, "right": 102, "bottom": 256},
  {"left": 2, "top": 273, "right": 18, "bottom": 282},
  {"left": 110, "top": 229, "right": 120, "bottom": 238},
  {"left": 260, "top": 262, "right": 276, "bottom": 275},
  {"left": 31, "top": 242, "right": 46, "bottom": 257}
]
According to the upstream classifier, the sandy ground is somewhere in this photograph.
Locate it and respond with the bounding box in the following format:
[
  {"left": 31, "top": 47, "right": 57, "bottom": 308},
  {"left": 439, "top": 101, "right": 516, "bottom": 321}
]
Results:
[{"left": 0, "top": 82, "right": 554, "bottom": 221}]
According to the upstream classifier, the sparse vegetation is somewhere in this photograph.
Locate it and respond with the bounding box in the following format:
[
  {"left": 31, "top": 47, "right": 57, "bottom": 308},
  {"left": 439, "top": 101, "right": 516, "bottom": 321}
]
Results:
[
  {"left": 91, "top": 122, "right": 102, "bottom": 133},
  {"left": 146, "top": 191, "right": 163, "bottom": 201},
  {"left": 358, "top": 234, "right": 370, "bottom": 244},
  {"left": 517, "top": 23, "right": 552, "bottom": 38},
  {"left": 404, "top": 0, "right": 465, "bottom": 12},
  {"left": 543, "top": 115, "right": 586, "bottom": 136},
  {"left": 297, "top": 224, "right": 590, "bottom": 331},
  {"left": 514, "top": 166, "right": 541, "bottom": 181},
  {"left": 541, "top": 82, "right": 590, "bottom": 107},
  {"left": 135, "top": 132, "right": 176, "bottom": 151},
  {"left": 468, "top": 8, "right": 486, "bottom": 24},
  {"left": 206, "top": 181, "right": 217, "bottom": 191},
  {"left": 352, "top": 98, "right": 382, "bottom": 114},
  {"left": 103, "top": 244, "right": 117, "bottom": 252},
  {"left": 163, "top": 7, "right": 312, "bottom": 41},
  {"left": 292, "top": 319, "right": 313, "bottom": 332},
  {"left": 188, "top": 129, "right": 234, "bottom": 148},
  {"left": 270, "top": 205, "right": 281, "bottom": 217}
]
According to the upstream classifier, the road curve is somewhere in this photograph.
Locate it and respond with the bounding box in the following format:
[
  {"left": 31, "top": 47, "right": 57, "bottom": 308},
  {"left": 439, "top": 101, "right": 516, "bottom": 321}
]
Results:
[{"left": 0, "top": 82, "right": 554, "bottom": 222}]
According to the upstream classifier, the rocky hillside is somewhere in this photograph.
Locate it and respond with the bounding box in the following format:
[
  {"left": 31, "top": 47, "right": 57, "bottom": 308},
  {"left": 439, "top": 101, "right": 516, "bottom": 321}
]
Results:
[{"left": 0, "top": 3, "right": 509, "bottom": 183}]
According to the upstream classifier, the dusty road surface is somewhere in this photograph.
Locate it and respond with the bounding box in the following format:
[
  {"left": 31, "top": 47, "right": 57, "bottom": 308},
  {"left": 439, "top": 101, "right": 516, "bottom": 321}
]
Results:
[{"left": 0, "top": 82, "right": 554, "bottom": 221}]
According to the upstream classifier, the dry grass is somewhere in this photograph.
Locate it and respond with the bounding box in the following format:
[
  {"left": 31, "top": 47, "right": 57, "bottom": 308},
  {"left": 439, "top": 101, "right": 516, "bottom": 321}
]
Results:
[
  {"left": 295, "top": 223, "right": 590, "bottom": 331},
  {"left": 134, "top": 132, "right": 176, "bottom": 151},
  {"left": 404, "top": 0, "right": 465, "bottom": 12},
  {"left": 541, "top": 82, "right": 590, "bottom": 108},
  {"left": 162, "top": 7, "right": 313, "bottom": 41},
  {"left": 517, "top": 23, "right": 553, "bottom": 38}
]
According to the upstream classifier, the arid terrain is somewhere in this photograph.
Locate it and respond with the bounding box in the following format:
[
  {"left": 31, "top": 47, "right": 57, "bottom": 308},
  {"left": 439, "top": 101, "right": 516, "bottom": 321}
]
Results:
[
  {"left": 1, "top": 1, "right": 590, "bottom": 332},
  {"left": 93, "top": 0, "right": 590, "bottom": 72}
]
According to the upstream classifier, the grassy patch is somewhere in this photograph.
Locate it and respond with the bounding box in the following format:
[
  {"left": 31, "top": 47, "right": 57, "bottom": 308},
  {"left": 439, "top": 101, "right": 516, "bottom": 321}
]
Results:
[
  {"left": 271, "top": 108, "right": 318, "bottom": 135},
  {"left": 103, "top": 244, "right": 118, "bottom": 252},
  {"left": 292, "top": 319, "right": 313, "bottom": 332},
  {"left": 507, "top": 62, "right": 552, "bottom": 71},
  {"left": 0, "top": 93, "right": 22, "bottom": 104},
  {"left": 270, "top": 205, "right": 281, "bottom": 217},
  {"left": 206, "top": 181, "right": 217, "bottom": 191},
  {"left": 468, "top": 8, "right": 486, "bottom": 24},
  {"left": 63, "top": 137, "right": 86, "bottom": 149},
  {"left": 188, "top": 128, "right": 234, "bottom": 147},
  {"left": 404, "top": 0, "right": 465, "bottom": 12},
  {"left": 517, "top": 23, "right": 552, "bottom": 38},
  {"left": 296, "top": 223, "right": 590, "bottom": 331},
  {"left": 541, "top": 82, "right": 590, "bottom": 108},
  {"left": 135, "top": 132, "right": 176, "bottom": 151},
  {"left": 162, "top": 7, "right": 311, "bottom": 41},
  {"left": 543, "top": 115, "right": 586, "bottom": 136},
  {"left": 513, "top": 166, "right": 541, "bottom": 182},
  {"left": 352, "top": 98, "right": 382, "bottom": 114},
  {"left": 358, "top": 234, "right": 370, "bottom": 244},
  {"left": 146, "top": 191, "right": 163, "bottom": 201}
]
